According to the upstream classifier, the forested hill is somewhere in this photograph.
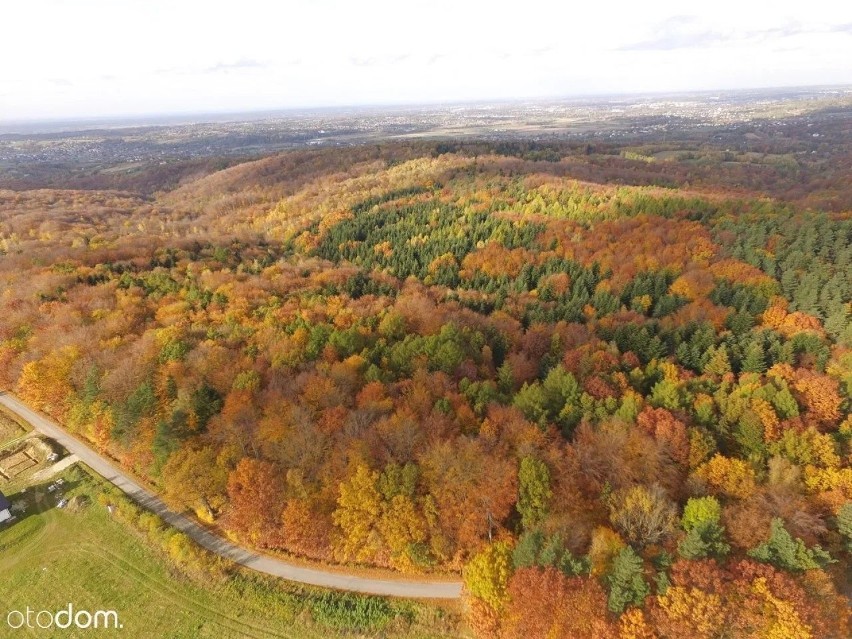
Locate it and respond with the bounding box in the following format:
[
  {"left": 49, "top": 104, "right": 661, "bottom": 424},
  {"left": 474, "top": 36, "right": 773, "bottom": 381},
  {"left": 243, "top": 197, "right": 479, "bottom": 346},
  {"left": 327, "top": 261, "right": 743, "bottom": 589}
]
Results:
[{"left": 1, "top": 136, "right": 850, "bottom": 637}]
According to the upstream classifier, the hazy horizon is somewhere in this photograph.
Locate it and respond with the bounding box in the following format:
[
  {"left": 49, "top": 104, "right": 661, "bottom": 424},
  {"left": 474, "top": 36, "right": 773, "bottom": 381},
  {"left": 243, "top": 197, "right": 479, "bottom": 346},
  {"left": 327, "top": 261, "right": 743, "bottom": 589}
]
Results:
[
  {"left": 4, "top": 0, "right": 851, "bottom": 122},
  {"left": 3, "top": 83, "right": 851, "bottom": 138}
]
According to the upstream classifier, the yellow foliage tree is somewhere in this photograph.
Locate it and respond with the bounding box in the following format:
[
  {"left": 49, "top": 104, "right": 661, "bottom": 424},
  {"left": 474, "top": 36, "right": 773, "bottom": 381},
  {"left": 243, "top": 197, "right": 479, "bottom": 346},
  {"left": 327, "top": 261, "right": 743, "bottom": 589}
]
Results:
[
  {"left": 609, "top": 484, "right": 677, "bottom": 547},
  {"left": 463, "top": 541, "right": 514, "bottom": 611},
  {"left": 17, "top": 346, "right": 79, "bottom": 415},
  {"left": 332, "top": 464, "right": 383, "bottom": 563},
  {"left": 770, "top": 427, "right": 841, "bottom": 469},
  {"left": 589, "top": 525, "right": 627, "bottom": 575},
  {"left": 87, "top": 400, "right": 115, "bottom": 451},
  {"left": 653, "top": 586, "right": 723, "bottom": 639},
  {"left": 377, "top": 494, "right": 428, "bottom": 572},
  {"left": 751, "top": 397, "right": 781, "bottom": 442},
  {"left": 619, "top": 607, "right": 658, "bottom": 639},
  {"left": 803, "top": 466, "right": 852, "bottom": 498},
  {"left": 761, "top": 297, "right": 789, "bottom": 330},
  {"left": 694, "top": 454, "right": 757, "bottom": 499},
  {"left": 792, "top": 371, "right": 842, "bottom": 424},
  {"left": 749, "top": 577, "right": 813, "bottom": 639}
]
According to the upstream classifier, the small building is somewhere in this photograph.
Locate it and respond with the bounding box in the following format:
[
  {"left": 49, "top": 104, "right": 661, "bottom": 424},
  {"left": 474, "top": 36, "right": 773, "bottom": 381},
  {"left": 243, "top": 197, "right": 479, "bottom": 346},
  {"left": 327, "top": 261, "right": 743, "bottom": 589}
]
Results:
[{"left": 0, "top": 491, "right": 11, "bottom": 524}]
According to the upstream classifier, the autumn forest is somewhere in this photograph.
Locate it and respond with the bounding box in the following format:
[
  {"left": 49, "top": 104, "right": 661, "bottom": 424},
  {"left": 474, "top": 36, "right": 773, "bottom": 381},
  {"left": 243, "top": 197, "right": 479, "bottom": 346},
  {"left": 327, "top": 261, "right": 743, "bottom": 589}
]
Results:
[{"left": 1, "top": 118, "right": 851, "bottom": 638}]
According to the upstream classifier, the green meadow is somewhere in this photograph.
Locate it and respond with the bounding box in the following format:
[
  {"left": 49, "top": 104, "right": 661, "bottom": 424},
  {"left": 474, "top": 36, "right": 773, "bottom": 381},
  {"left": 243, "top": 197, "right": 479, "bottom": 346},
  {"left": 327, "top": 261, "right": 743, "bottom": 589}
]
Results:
[{"left": 0, "top": 466, "right": 463, "bottom": 639}]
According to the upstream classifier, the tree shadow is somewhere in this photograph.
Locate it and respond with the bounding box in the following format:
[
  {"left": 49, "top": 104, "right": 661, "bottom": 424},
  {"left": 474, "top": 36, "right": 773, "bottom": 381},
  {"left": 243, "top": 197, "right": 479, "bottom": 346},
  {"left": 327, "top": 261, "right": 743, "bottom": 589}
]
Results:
[{"left": 0, "top": 477, "right": 84, "bottom": 529}]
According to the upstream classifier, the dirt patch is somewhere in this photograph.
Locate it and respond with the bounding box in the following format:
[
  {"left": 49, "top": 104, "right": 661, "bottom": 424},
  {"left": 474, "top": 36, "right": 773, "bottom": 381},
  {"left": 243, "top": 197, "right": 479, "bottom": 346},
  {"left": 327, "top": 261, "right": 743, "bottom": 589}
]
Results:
[
  {"left": 0, "top": 449, "right": 37, "bottom": 479},
  {"left": 0, "top": 437, "right": 53, "bottom": 483},
  {"left": 66, "top": 495, "right": 90, "bottom": 513}
]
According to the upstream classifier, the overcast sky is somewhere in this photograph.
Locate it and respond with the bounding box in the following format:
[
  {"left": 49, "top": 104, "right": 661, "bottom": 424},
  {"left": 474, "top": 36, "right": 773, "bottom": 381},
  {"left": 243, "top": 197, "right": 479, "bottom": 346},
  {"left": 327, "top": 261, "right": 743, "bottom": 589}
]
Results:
[{"left": 2, "top": 0, "right": 851, "bottom": 121}]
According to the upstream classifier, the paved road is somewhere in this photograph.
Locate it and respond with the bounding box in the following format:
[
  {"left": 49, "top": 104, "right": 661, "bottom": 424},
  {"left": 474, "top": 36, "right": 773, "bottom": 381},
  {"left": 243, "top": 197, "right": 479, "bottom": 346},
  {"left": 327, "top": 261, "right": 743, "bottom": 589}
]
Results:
[{"left": 0, "top": 393, "right": 463, "bottom": 599}]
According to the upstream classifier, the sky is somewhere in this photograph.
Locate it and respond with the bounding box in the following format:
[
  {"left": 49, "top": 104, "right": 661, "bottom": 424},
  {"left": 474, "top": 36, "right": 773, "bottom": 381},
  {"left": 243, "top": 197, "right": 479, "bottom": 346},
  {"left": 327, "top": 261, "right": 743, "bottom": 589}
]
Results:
[{"left": 2, "top": 0, "right": 851, "bottom": 121}]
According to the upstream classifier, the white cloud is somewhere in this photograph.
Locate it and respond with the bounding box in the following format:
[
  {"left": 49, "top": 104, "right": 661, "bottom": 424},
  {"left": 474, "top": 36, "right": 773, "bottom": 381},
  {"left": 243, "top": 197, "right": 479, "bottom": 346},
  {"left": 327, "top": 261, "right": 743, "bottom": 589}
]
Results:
[{"left": 1, "top": 0, "right": 850, "bottom": 119}]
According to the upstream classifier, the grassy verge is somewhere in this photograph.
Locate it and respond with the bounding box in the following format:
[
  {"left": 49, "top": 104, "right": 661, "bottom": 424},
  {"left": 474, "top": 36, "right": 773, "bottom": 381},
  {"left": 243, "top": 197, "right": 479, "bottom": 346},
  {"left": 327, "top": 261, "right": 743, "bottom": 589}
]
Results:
[{"left": 0, "top": 465, "right": 465, "bottom": 638}]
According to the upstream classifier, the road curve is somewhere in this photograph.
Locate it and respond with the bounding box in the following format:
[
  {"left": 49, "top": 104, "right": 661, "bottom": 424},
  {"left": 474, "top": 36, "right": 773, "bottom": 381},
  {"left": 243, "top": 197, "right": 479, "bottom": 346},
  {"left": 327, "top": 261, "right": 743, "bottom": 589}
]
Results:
[{"left": 0, "top": 392, "right": 463, "bottom": 599}]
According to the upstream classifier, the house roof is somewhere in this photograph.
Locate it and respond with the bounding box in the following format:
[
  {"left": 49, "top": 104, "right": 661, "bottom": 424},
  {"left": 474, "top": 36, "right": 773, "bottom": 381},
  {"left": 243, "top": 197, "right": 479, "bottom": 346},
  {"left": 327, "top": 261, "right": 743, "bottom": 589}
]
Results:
[{"left": 0, "top": 491, "right": 10, "bottom": 511}]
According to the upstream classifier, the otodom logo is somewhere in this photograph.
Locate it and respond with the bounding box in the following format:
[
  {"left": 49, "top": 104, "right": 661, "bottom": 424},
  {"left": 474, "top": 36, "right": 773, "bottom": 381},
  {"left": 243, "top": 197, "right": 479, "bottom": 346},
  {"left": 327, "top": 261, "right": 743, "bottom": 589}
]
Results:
[{"left": 6, "top": 604, "right": 122, "bottom": 631}]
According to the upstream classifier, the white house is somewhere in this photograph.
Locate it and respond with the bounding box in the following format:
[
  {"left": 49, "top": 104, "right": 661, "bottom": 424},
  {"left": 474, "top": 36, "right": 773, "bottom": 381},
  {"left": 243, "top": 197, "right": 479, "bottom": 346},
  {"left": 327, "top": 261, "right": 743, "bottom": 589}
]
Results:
[{"left": 0, "top": 491, "right": 11, "bottom": 524}]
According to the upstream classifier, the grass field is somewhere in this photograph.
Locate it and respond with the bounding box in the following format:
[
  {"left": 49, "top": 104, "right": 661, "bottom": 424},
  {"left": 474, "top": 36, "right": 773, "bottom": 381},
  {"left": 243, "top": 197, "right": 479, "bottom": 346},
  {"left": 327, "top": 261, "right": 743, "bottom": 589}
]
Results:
[{"left": 0, "top": 466, "right": 465, "bottom": 639}]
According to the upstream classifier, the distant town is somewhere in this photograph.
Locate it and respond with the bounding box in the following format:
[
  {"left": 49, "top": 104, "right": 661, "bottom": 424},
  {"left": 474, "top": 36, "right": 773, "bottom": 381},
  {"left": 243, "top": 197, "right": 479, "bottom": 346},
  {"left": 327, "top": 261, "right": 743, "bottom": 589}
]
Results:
[{"left": 2, "top": 86, "right": 850, "bottom": 186}]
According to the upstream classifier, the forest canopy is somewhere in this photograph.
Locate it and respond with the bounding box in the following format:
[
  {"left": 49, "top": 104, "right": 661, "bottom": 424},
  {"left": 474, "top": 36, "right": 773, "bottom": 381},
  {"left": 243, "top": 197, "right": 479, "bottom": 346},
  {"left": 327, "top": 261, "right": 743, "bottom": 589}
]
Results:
[{"left": 1, "top": 138, "right": 850, "bottom": 638}]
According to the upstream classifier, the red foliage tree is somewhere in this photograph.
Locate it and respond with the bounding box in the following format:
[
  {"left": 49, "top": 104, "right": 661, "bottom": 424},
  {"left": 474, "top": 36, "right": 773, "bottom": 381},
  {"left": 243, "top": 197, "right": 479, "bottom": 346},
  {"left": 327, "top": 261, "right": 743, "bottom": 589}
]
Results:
[
  {"left": 226, "top": 457, "right": 285, "bottom": 547},
  {"left": 503, "top": 568, "right": 616, "bottom": 639}
]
